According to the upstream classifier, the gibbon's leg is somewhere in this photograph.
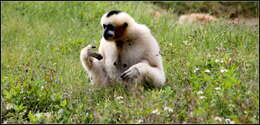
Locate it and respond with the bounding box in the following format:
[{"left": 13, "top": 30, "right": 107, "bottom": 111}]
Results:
[
  {"left": 80, "top": 45, "right": 109, "bottom": 86},
  {"left": 121, "top": 60, "right": 165, "bottom": 87}
]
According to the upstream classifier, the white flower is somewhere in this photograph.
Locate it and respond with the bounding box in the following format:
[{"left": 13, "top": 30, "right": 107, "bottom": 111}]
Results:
[
  {"left": 216, "top": 47, "right": 226, "bottom": 51},
  {"left": 115, "top": 96, "right": 124, "bottom": 100},
  {"left": 151, "top": 109, "right": 160, "bottom": 115},
  {"left": 189, "top": 112, "right": 193, "bottom": 117},
  {"left": 228, "top": 104, "right": 235, "bottom": 108},
  {"left": 35, "top": 113, "right": 43, "bottom": 118},
  {"left": 204, "top": 69, "right": 211, "bottom": 73},
  {"left": 58, "top": 109, "right": 64, "bottom": 114},
  {"left": 197, "top": 90, "right": 204, "bottom": 95},
  {"left": 41, "top": 86, "right": 44, "bottom": 90},
  {"left": 193, "top": 68, "right": 199, "bottom": 73},
  {"left": 215, "top": 59, "right": 224, "bottom": 63},
  {"left": 220, "top": 69, "right": 227, "bottom": 73},
  {"left": 163, "top": 107, "right": 173, "bottom": 112},
  {"left": 6, "top": 104, "right": 12, "bottom": 110},
  {"left": 230, "top": 121, "right": 235, "bottom": 124},
  {"left": 183, "top": 40, "right": 189, "bottom": 45},
  {"left": 214, "top": 116, "right": 222, "bottom": 122},
  {"left": 225, "top": 118, "right": 231, "bottom": 123},
  {"left": 215, "top": 87, "right": 221, "bottom": 90},
  {"left": 199, "top": 96, "right": 206, "bottom": 99},
  {"left": 137, "top": 119, "right": 143, "bottom": 123}
]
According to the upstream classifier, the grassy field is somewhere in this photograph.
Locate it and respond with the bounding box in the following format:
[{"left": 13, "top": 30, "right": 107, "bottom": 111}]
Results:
[{"left": 1, "top": 2, "right": 259, "bottom": 124}]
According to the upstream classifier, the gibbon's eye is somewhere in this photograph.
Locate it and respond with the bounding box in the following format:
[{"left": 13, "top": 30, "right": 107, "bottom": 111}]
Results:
[
  {"left": 106, "top": 24, "right": 115, "bottom": 30},
  {"left": 103, "top": 24, "right": 107, "bottom": 29},
  {"left": 123, "top": 22, "right": 128, "bottom": 28}
]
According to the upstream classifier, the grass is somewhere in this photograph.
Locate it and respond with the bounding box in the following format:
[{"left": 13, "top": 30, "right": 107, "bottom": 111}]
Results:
[{"left": 1, "top": 1, "right": 259, "bottom": 124}]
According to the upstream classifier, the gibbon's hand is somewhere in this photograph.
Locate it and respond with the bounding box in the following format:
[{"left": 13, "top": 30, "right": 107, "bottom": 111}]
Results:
[
  {"left": 120, "top": 66, "right": 140, "bottom": 80},
  {"left": 83, "top": 45, "right": 103, "bottom": 60}
]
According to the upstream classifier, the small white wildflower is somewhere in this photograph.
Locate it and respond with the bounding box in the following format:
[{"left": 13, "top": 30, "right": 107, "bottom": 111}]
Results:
[
  {"left": 35, "top": 113, "right": 42, "bottom": 118},
  {"left": 163, "top": 107, "right": 173, "bottom": 112},
  {"left": 228, "top": 104, "right": 235, "bottom": 108},
  {"left": 220, "top": 59, "right": 224, "bottom": 63},
  {"left": 183, "top": 40, "right": 189, "bottom": 45},
  {"left": 197, "top": 90, "right": 204, "bottom": 95},
  {"left": 215, "top": 59, "right": 220, "bottom": 63},
  {"left": 193, "top": 67, "right": 199, "bottom": 73},
  {"left": 214, "top": 116, "right": 222, "bottom": 122},
  {"left": 220, "top": 69, "right": 228, "bottom": 73},
  {"left": 214, "top": 87, "right": 221, "bottom": 90},
  {"left": 6, "top": 104, "right": 11, "bottom": 110},
  {"left": 189, "top": 112, "right": 193, "bottom": 117},
  {"left": 115, "top": 96, "right": 124, "bottom": 100},
  {"left": 216, "top": 47, "right": 226, "bottom": 51},
  {"left": 225, "top": 118, "right": 231, "bottom": 123},
  {"left": 230, "top": 120, "right": 235, "bottom": 124},
  {"left": 41, "top": 86, "right": 44, "bottom": 90},
  {"left": 137, "top": 119, "right": 143, "bottom": 123},
  {"left": 199, "top": 96, "right": 206, "bottom": 99},
  {"left": 58, "top": 109, "right": 64, "bottom": 114},
  {"left": 204, "top": 69, "right": 211, "bottom": 73},
  {"left": 151, "top": 109, "right": 160, "bottom": 115}
]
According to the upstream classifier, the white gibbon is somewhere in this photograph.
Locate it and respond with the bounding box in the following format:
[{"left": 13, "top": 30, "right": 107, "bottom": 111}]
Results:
[{"left": 80, "top": 10, "right": 166, "bottom": 87}]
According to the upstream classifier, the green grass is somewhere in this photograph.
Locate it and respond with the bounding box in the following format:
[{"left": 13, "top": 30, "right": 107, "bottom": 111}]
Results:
[{"left": 1, "top": 1, "right": 259, "bottom": 124}]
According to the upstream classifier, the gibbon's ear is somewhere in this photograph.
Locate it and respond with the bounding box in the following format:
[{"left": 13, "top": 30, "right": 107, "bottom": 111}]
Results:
[{"left": 123, "top": 22, "right": 128, "bottom": 28}]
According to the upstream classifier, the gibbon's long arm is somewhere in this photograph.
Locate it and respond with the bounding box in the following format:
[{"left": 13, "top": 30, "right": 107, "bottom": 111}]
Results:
[{"left": 121, "top": 60, "right": 165, "bottom": 87}]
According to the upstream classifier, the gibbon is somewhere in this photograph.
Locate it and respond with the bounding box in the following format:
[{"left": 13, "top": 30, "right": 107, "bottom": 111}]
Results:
[
  {"left": 80, "top": 10, "right": 166, "bottom": 87},
  {"left": 178, "top": 13, "right": 217, "bottom": 24}
]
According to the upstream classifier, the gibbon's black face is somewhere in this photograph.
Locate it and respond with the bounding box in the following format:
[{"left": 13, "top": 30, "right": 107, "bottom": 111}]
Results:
[
  {"left": 103, "top": 23, "right": 116, "bottom": 40},
  {"left": 103, "top": 22, "right": 128, "bottom": 41},
  {"left": 103, "top": 10, "right": 128, "bottom": 41}
]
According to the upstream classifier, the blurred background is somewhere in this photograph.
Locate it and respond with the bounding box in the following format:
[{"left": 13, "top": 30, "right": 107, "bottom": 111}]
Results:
[{"left": 153, "top": 2, "right": 258, "bottom": 18}]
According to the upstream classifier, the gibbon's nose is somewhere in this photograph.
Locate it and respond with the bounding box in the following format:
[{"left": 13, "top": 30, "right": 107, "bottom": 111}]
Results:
[{"left": 104, "top": 31, "right": 115, "bottom": 40}]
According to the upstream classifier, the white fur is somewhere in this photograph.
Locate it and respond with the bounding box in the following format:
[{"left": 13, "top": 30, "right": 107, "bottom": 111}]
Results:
[{"left": 80, "top": 11, "right": 166, "bottom": 87}]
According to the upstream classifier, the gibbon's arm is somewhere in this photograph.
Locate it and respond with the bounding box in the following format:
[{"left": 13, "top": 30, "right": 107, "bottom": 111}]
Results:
[
  {"left": 121, "top": 60, "right": 165, "bottom": 87},
  {"left": 80, "top": 45, "right": 109, "bottom": 85}
]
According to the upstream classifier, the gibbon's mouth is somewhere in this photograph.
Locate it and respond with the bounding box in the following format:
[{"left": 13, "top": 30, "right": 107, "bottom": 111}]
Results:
[{"left": 104, "top": 31, "right": 115, "bottom": 41}]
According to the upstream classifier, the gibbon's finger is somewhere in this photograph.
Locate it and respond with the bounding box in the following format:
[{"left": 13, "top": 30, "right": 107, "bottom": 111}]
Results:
[
  {"left": 91, "top": 46, "right": 96, "bottom": 48},
  {"left": 120, "top": 70, "right": 131, "bottom": 79}
]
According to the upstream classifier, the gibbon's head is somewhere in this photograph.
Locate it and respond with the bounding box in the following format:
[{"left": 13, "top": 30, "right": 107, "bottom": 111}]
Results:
[{"left": 100, "top": 10, "right": 136, "bottom": 41}]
